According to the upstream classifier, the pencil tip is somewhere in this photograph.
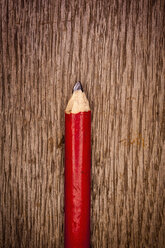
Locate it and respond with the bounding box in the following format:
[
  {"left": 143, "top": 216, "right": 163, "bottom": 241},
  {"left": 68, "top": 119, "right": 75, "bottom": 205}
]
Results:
[{"left": 73, "top": 81, "right": 83, "bottom": 92}]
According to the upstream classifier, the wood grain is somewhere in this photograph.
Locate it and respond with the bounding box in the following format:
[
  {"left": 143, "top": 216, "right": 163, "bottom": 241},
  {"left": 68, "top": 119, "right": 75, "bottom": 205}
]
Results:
[{"left": 0, "top": 0, "right": 164, "bottom": 247}]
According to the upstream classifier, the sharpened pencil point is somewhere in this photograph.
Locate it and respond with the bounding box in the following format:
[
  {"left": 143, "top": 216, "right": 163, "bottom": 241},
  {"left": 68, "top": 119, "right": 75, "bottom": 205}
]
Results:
[
  {"left": 73, "top": 81, "right": 83, "bottom": 92},
  {"left": 66, "top": 82, "right": 90, "bottom": 113}
]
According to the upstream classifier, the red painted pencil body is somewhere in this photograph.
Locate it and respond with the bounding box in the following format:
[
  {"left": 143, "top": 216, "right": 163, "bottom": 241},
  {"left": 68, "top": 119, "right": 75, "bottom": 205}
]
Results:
[{"left": 65, "top": 111, "right": 91, "bottom": 248}]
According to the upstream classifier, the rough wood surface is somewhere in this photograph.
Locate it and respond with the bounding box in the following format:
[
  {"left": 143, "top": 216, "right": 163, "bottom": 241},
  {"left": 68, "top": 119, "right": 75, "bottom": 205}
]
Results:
[{"left": 0, "top": 0, "right": 164, "bottom": 247}]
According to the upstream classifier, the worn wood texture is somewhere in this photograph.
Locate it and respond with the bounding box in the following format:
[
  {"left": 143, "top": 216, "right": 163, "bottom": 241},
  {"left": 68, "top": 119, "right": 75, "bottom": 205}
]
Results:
[{"left": 0, "top": 0, "right": 164, "bottom": 247}]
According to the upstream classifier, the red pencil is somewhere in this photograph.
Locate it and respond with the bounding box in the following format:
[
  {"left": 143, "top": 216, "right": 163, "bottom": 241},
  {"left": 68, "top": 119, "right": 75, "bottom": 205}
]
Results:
[{"left": 65, "top": 82, "right": 91, "bottom": 248}]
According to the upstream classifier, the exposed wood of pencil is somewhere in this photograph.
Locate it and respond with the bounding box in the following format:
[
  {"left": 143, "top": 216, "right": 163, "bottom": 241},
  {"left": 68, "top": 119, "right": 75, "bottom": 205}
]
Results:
[
  {"left": 0, "top": 0, "right": 164, "bottom": 248},
  {"left": 65, "top": 87, "right": 90, "bottom": 114}
]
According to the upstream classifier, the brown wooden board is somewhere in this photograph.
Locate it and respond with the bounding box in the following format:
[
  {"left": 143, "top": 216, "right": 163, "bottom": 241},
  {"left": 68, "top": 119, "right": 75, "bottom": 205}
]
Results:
[{"left": 0, "top": 0, "right": 164, "bottom": 247}]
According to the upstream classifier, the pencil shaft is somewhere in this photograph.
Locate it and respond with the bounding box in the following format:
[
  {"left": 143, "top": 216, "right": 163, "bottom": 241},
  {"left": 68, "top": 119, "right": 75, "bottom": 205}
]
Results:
[{"left": 65, "top": 111, "right": 91, "bottom": 248}]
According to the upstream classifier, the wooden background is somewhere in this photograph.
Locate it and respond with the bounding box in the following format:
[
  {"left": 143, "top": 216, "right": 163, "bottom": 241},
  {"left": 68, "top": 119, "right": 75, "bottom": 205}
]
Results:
[{"left": 0, "top": 0, "right": 164, "bottom": 247}]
